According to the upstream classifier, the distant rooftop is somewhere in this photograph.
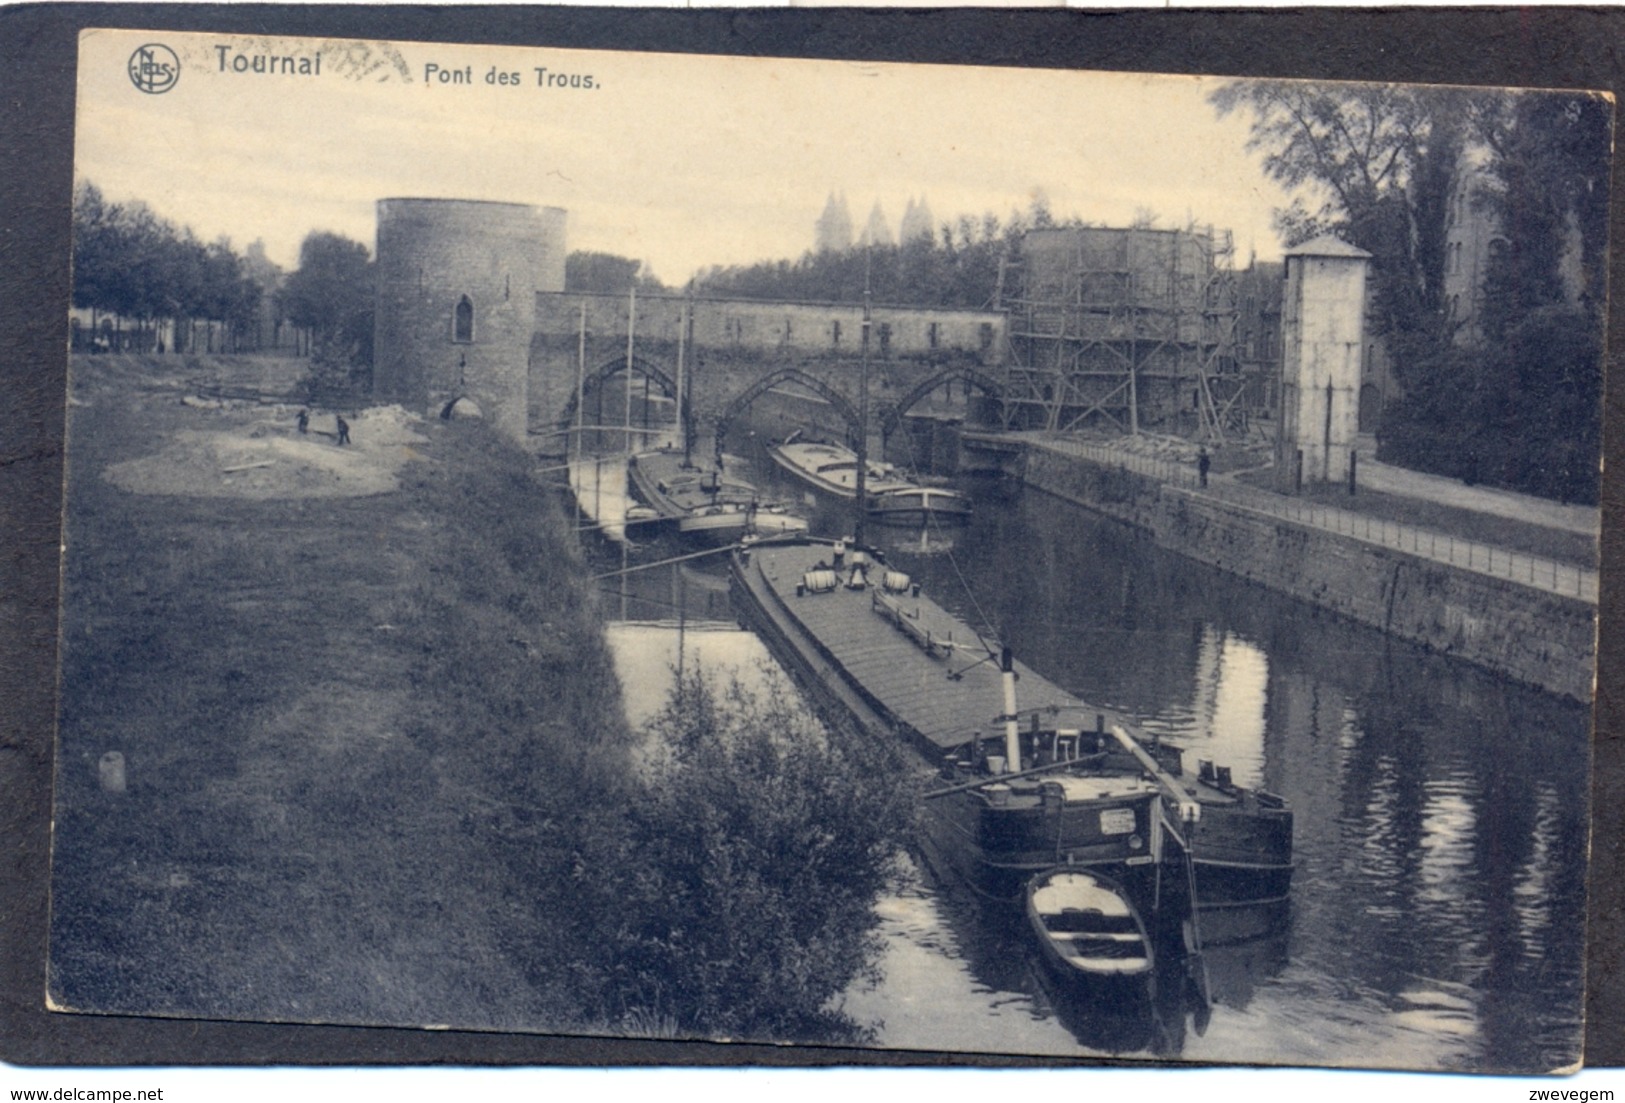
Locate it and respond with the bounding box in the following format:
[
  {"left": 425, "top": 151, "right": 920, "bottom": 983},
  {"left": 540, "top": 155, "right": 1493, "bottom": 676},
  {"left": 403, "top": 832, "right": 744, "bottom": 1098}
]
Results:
[{"left": 1284, "top": 235, "right": 1371, "bottom": 259}]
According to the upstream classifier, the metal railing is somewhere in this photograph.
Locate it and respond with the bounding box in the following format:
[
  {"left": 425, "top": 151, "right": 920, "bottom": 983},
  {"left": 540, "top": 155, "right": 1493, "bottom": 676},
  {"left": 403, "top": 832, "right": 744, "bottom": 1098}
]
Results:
[
  {"left": 1050, "top": 439, "right": 1201, "bottom": 490},
  {"left": 1038, "top": 439, "right": 1598, "bottom": 603}
]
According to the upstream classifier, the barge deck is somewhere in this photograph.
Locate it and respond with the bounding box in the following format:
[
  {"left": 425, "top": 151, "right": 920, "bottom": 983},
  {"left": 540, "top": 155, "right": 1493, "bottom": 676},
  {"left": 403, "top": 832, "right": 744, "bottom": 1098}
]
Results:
[{"left": 730, "top": 537, "right": 1293, "bottom": 908}]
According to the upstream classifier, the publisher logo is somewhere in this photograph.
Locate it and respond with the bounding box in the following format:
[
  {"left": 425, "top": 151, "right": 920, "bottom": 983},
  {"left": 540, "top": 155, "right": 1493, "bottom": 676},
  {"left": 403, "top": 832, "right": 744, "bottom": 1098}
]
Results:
[{"left": 128, "top": 44, "right": 180, "bottom": 94}]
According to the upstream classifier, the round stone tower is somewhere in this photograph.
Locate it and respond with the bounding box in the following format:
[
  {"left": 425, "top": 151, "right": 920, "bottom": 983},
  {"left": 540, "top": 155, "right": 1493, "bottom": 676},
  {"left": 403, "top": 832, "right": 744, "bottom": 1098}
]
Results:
[{"left": 373, "top": 199, "right": 567, "bottom": 441}]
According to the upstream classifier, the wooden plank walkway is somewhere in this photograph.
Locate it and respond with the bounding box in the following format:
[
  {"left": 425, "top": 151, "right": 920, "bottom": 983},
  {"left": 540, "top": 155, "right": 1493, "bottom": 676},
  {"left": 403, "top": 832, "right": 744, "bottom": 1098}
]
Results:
[{"left": 746, "top": 541, "right": 1126, "bottom": 750}]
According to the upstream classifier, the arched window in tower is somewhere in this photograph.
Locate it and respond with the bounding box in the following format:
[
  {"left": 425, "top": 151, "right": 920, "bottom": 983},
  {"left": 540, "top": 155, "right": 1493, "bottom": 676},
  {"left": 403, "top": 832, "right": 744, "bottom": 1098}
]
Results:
[{"left": 453, "top": 295, "right": 474, "bottom": 343}]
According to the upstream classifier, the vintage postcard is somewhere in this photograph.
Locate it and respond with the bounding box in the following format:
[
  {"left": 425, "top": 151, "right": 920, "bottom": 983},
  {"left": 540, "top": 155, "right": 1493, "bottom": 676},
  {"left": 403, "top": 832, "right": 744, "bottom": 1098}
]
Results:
[{"left": 49, "top": 27, "right": 1606, "bottom": 1072}]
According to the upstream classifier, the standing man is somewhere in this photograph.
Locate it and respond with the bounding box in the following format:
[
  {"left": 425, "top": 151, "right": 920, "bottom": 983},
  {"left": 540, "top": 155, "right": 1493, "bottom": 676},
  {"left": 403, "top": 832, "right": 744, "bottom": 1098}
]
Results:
[
  {"left": 1197, "top": 446, "right": 1211, "bottom": 488},
  {"left": 296, "top": 409, "right": 309, "bottom": 434},
  {"left": 336, "top": 415, "right": 351, "bottom": 446}
]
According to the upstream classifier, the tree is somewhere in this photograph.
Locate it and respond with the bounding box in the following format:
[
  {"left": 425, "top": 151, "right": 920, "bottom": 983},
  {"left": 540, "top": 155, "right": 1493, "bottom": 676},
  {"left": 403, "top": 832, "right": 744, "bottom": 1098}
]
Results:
[
  {"left": 1210, "top": 82, "right": 1429, "bottom": 236},
  {"left": 559, "top": 667, "right": 916, "bottom": 1042},
  {"left": 279, "top": 232, "right": 373, "bottom": 381},
  {"left": 1469, "top": 92, "right": 1610, "bottom": 503},
  {"left": 71, "top": 182, "right": 121, "bottom": 315},
  {"left": 72, "top": 182, "right": 269, "bottom": 353},
  {"left": 279, "top": 232, "right": 371, "bottom": 344},
  {"left": 1475, "top": 92, "right": 1610, "bottom": 339},
  {"left": 1214, "top": 82, "right": 1607, "bottom": 504},
  {"left": 565, "top": 252, "right": 666, "bottom": 294},
  {"left": 1209, "top": 80, "right": 1460, "bottom": 347}
]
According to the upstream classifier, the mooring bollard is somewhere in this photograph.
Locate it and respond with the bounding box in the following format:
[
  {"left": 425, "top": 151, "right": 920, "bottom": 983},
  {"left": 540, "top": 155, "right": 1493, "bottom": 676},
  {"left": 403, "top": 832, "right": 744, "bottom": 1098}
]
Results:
[{"left": 98, "top": 751, "right": 126, "bottom": 793}]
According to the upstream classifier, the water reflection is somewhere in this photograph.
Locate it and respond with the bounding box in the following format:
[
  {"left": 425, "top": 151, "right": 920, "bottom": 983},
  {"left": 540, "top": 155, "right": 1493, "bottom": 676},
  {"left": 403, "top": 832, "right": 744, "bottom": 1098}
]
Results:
[
  {"left": 582, "top": 463, "right": 1588, "bottom": 1071},
  {"left": 838, "top": 856, "right": 1086, "bottom": 1056},
  {"left": 568, "top": 456, "right": 637, "bottom": 544},
  {"left": 1417, "top": 777, "right": 1481, "bottom": 911},
  {"left": 1514, "top": 782, "right": 1560, "bottom": 964},
  {"left": 605, "top": 621, "right": 774, "bottom": 728}
]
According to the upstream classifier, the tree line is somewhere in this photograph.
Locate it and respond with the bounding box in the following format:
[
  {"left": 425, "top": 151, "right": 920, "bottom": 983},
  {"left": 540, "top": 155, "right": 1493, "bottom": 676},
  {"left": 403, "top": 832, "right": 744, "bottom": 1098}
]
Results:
[
  {"left": 689, "top": 198, "right": 1067, "bottom": 309},
  {"left": 72, "top": 182, "right": 265, "bottom": 353},
  {"left": 1211, "top": 81, "right": 1608, "bottom": 504}
]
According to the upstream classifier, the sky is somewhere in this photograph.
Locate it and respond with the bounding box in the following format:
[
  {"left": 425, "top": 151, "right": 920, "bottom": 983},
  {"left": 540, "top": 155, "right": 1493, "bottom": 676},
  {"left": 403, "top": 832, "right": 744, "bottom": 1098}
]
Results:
[{"left": 76, "top": 29, "right": 1302, "bottom": 283}]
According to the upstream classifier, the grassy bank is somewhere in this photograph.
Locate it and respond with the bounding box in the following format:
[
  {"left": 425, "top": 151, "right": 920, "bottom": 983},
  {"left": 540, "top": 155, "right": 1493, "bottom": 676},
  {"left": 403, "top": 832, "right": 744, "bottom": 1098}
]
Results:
[
  {"left": 49, "top": 355, "right": 911, "bottom": 1044},
  {"left": 50, "top": 357, "right": 633, "bottom": 1031}
]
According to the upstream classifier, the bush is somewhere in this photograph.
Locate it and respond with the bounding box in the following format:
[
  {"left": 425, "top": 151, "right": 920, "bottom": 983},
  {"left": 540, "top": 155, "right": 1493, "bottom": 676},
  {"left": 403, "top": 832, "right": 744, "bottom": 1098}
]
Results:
[
  {"left": 564, "top": 665, "right": 917, "bottom": 1043},
  {"left": 398, "top": 427, "right": 912, "bottom": 1042}
]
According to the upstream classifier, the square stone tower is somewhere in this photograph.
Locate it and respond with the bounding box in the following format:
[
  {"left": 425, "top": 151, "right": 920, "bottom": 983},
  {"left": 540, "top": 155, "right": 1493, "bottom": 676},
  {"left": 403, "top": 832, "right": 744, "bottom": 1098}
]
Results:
[{"left": 1277, "top": 235, "right": 1371, "bottom": 491}]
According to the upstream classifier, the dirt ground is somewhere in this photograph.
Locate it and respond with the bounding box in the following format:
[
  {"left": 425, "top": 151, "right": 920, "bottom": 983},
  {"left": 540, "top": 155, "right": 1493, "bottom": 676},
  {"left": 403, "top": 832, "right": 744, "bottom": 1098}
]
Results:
[
  {"left": 101, "top": 405, "right": 427, "bottom": 499},
  {"left": 69, "top": 353, "right": 429, "bottom": 501},
  {"left": 48, "top": 355, "right": 618, "bottom": 1031}
]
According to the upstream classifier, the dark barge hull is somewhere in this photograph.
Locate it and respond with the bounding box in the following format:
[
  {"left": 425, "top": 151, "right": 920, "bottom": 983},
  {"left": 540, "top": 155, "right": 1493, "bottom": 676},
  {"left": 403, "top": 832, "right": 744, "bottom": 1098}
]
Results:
[
  {"left": 916, "top": 782, "right": 1163, "bottom": 906},
  {"left": 729, "top": 538, "right": 1292, "bottom": 907},
  {"left": 1187, "top": 800, "right": 1295, "bottom": 906}
]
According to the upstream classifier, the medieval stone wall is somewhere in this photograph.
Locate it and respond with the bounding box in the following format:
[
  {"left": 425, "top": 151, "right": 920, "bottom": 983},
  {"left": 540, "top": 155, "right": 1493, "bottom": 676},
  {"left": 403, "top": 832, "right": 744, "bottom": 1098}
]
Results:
[{"left": 529, "top": 290, "right": 1006, "bottom": 447}]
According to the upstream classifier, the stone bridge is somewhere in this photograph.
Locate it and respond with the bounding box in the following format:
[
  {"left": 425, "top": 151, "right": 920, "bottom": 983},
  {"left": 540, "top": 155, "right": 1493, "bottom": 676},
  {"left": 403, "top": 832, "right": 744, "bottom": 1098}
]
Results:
[{"left": 527, "top": 290, "right": 1008, "bottom": 455}]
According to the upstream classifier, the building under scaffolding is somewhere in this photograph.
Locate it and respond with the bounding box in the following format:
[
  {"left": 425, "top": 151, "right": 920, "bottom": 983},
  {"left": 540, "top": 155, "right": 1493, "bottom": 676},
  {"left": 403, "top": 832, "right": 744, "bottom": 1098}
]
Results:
[{"left": 1000, "top": 225, "right": 1266, "bottom": 441}]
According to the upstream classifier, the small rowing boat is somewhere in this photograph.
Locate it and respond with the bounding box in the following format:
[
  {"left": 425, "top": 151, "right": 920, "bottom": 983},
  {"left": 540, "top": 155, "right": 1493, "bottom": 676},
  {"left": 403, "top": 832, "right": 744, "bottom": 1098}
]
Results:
[{"left": 1026, "top": 868, "right": 1155, "bottom": 1003}]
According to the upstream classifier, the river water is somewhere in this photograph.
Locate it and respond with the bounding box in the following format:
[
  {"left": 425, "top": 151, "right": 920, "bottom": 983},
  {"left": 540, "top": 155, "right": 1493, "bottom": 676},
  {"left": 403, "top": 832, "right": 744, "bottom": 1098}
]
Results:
[{"left": 585, "top": 461, "right": 1589, "bottom": 1073}]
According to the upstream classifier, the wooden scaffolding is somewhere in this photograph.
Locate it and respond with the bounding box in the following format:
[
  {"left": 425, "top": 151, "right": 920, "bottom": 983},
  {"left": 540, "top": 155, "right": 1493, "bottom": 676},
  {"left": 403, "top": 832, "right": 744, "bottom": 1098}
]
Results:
[{"left": 998, "top": 225, "right": 1252, "bottom": 441}]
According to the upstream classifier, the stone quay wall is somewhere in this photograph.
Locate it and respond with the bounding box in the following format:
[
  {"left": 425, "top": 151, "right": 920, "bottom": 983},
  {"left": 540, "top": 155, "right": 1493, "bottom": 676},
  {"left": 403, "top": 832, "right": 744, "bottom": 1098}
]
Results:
[{"left": 1023, "top": 445, "right": 1595, "bottom": 702}]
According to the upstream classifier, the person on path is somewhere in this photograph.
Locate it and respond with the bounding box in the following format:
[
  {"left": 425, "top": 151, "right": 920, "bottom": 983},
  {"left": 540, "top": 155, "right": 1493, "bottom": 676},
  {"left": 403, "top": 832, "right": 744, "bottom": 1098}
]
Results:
[
  {"left": 296, "top": 409, "right": 309, "bottom": 434},
  {"left": 1197, "top": 446, "right": 1211, "bottom": 489},
  {"left": 336, "top": 415, "right": 351, "bottom": 446}
]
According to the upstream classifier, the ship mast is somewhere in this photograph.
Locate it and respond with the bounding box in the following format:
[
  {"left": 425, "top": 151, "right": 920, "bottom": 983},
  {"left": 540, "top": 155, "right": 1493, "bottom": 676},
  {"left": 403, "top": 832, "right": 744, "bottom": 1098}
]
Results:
[
  {"left": 1001, "top": 646, "right": 1021, "bottom": 773},
  {"left": 677, "top": 294, "right": 689, "bottom": 466},
  {"left": 855, "top": 256, "right": 871, "bottom": 546},
  {"left": 623, "top": 281, "right": 637, "bottom": 456},
  {"left": 574, "top": 302, "right": 586, "bottom": 464}
]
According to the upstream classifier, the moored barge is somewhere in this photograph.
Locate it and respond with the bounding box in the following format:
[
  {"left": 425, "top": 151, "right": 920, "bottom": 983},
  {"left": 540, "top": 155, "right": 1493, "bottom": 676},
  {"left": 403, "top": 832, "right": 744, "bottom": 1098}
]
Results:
[
  {"left": 628, "top": 448, "right": 807, "bottom": 545},
  {"left": 729, "top": 536, "right": 1293, "bottom": 909},
  {"left": 767, "top": 439, "right": 973, "bottom": 524}
]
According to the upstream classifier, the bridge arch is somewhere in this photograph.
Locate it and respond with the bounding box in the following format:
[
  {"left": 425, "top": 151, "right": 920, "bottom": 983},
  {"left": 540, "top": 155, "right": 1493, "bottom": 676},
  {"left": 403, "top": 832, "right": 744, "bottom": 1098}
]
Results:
[
  {"left": 879, "top": 366, "right": 1005, "bottom": 438},
  {"left": 713, "top": 367, "right": 862, "bottom": 442},
  {"left": 555, "top": 354, "right": 679, "bottom": 434}
]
